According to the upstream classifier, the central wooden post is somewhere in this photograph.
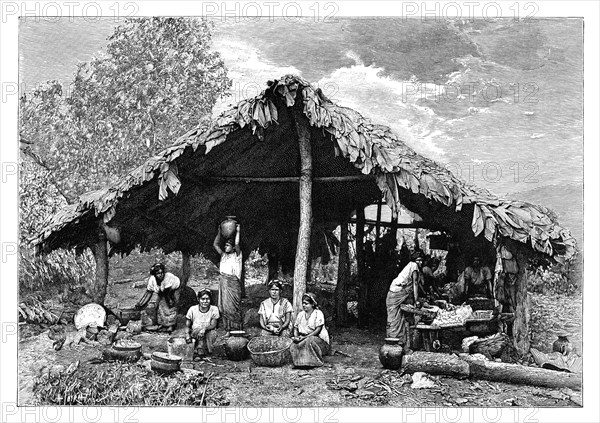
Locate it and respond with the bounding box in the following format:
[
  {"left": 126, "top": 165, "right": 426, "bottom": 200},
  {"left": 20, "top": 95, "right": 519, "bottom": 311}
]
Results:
[
  {"left": 292, "top": 111, "right": 313, "bottom": 315},
  {"left": 92, "top": 222, "right": 109, "bottom": 305}
]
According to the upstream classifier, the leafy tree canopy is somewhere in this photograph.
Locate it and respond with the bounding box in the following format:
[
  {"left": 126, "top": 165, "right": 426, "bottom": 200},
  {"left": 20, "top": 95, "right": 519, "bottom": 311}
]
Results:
[{"left": 20, "top": 17, "right": 232, "bottom": 203}]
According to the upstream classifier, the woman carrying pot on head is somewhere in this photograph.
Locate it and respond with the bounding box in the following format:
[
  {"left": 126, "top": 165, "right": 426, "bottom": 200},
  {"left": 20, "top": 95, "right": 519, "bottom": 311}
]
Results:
[
  {"left": 135, "top": 263, "right": 181, "bottom": 333},
  {"left": 385, "top": 251, "right": 424, "bottom": 348},
  {"left": 258, "top": 280, "right": 293, "bottom": 337},
  {"left": 290, "top": 293, "right": 330, "bottom": 368},
  {"left": 213, "top": 223, "right": 243, "bottom": 330},
  {"left": 185, "top": 289, "right": 220, "bottom": 357}
]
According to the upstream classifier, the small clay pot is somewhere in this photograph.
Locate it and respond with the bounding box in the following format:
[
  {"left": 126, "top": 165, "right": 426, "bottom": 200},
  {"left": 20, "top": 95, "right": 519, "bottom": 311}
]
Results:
[
  {"left": 225, "top": 330, "right": 249, "bottom": 361},
  {"left": 379, "top": 338, "right": 404, "bottom": 370},
  {"left": 151, "top": 352, "right": 182, "bottom": 373},
  {"left": 553, "top": 335, "right": 573, "bottom": 355}
]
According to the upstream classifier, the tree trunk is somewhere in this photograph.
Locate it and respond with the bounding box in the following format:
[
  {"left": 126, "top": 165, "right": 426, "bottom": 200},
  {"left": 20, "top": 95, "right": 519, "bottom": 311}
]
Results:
[
  {"left": 180, "top": 251, "right": 191, "bottom": 289},
  {"left": 466, "top": 357, "right": 582, "bottom": 391},
  {"left": 356, "top": 207, "right": 368, "bottom": 328},
  {"left": 292, "top": 111, "right": 313, "bottom": 316},
  {"left": 402, "top": 351, "right": 470, "bottom": 378},
  {"left": 335, "top": 219, "right": 349, "bottom": 325},
  {"left": 513, "top": 245, "right": 530, "bottom": 354},
  {"left": 92, "top": 224, "right": 109, "bottom": 305}
]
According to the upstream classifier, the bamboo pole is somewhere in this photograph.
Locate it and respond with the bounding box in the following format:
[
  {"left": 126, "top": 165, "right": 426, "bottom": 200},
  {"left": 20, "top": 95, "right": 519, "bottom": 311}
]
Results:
[
  {"left": 292, "top": 111, "right": 313, "bottom": 315},
  {"left": 356, "top": 207, "right": 368, "bottom": 328},
  {"left": 335, "top": 217, "right": 349, "bottom": 326},
  {"left": 200, "top": 175, "right": 374, "bottom": 183},
  {"left": 92, "top": 222, "right": 109, "bottom": 305}
]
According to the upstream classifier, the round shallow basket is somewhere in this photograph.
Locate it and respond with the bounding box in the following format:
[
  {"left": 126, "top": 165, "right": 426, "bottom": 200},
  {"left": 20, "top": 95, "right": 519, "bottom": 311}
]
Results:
[
  {"left": 74, "top": 303, "right": 106, "bottom": 330},
  {"left": 247, "top": 336, "right": 292, "bottom": 367}
]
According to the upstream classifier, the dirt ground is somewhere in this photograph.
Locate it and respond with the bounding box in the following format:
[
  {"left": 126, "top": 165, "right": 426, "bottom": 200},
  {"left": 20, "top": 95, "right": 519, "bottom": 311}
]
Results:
[{"left": 18, "top": 252, "right": 583, "bottom": 407}]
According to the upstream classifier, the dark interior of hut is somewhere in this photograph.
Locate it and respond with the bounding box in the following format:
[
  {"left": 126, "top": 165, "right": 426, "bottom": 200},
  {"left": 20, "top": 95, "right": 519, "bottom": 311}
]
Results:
[{"left": 43, "top": 91, "right": 502, "bottom": 324}]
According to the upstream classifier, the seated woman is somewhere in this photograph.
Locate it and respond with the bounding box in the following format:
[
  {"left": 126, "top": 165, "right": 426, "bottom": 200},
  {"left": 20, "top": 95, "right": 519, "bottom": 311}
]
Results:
[
  {"left": 290, "top": 293, "right": 330, "bottom": 368},
  {"left": 135, "top": 263, "right": 181, "bottom": 333},
  {"left": 185, "top": 289, "right": 220, "bottom": 357},
  {"left": 258, "top": 280, "right": 293, "bottom": 337}
]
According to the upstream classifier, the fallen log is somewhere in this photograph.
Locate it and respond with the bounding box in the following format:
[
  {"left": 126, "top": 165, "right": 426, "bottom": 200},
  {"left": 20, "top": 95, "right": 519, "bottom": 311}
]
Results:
[
  {"left": 401, "top": 352, "right": 470, "bottom": 378},
  {"left": 402, "top": 352, "right": 583, "bottom": 391},
  {"left": 466, "top": 357, "right": 582, "bottom": 391}
]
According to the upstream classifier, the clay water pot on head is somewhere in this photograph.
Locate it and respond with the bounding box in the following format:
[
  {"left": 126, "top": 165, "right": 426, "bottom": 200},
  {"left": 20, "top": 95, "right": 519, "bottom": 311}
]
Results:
[
  {"left": 379, "top": 338, "right": 404, "bottom": 370},
  {"left": 553, "top": 334, "right": 573, "bottom": 355},
  {"left": 225, "top": 330, "right": 249, "bottom": 361},
  {"left": 220, "top": 216, "right": 238, "bottom": 240}
]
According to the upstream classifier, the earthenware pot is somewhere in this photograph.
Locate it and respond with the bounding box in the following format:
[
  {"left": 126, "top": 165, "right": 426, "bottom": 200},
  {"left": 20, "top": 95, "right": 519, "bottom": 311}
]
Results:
[
  {"left": 225, "top": 330, "right": 249, "bottom": 361},
  {"left": 552, "top": 335, "right": 573, "bottom": 355},
  {"left": 151, "top": 352, "right": 182, "bottom": 373},
  {"left": 379, "top": 338, "right": 404, "bottom": 370},
  {"left": 118, "top": 308, "right": 141, "bottom": 326},
  {"left": 220, "top": 216, "right": 238, "bottom": 240}
]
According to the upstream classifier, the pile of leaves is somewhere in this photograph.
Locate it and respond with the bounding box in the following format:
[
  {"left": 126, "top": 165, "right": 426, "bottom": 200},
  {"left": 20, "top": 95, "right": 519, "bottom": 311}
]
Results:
[
  {"left": 18, "top": 295, "right": 61, "bottom": 325},
  {"left": 33, "top": 361, "right": 229, "bottom": 406}
]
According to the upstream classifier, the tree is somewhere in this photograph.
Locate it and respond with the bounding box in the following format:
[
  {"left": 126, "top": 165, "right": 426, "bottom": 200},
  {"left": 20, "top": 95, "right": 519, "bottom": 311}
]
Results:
[
  {"left": 19, "top": 18, "right": 231, "bottom": 294},
  {"left": 21, "top": 17, "right": 231, "bottom": 201}
]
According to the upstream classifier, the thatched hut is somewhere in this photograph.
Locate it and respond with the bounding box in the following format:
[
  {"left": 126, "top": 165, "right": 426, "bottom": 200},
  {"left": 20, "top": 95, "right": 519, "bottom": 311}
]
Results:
[{"left": 34, "top": 75, "right": 576, "bottom": 354}]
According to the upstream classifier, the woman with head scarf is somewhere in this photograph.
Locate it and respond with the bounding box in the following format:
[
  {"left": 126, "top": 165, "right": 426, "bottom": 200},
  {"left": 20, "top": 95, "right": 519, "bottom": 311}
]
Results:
[
  {"left": 185, "top": 289, "right": 220, "bottom": 357},
  {"left": 289, "top": 292, "right": 330, "bottom": 367},
  {"left": 385, "top": 251, "right": 424, "bottom": 347},
  {"left": 135, "top": 263, "right": 181, "bottom": 333},
  {"left": 258, "top": 280, "right": 293, "bottom": 336}
]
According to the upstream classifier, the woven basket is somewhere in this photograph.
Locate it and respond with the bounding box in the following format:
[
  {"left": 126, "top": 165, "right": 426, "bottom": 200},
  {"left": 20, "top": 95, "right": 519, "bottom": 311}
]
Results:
[{"left": 247, "top": 336, "right": 292, "bottom": 367}]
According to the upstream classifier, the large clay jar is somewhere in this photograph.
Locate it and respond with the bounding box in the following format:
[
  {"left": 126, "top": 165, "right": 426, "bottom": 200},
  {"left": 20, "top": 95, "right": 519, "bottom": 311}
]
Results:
[
  {"left": 225, "top": 330, "right": 249, "bottom": 361},
  {"left": 552, "top": 335, "right": 573, "bottom": 355},
  {"left": 379, "top": 338, "right": 404, "bottom": 370},
  {"left": 220, "top": 216, "right": 238, "bottom": 240}
]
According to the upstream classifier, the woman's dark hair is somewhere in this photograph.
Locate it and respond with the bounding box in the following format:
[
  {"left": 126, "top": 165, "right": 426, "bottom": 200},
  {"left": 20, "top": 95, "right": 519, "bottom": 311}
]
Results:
[
  {"left": 411, "top": 251, "right": 424, "bottom": 261},
  {"left": 150, "top": 263, "right": 165, "bottom": 276},
  {"left": 302, "top": 292, "right": 319, "bottom": 309},
  {"left": 197, "top": 289, "right": 212, "bottom": 301},
  {"left": 268, "top": 280, "right": 283, "bottom": 290}
]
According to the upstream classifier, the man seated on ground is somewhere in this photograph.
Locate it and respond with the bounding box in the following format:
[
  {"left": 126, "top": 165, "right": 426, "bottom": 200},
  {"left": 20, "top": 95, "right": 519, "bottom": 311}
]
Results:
[
  {"left": 463, "top": 255, "right": 493, "bottom": 299},
  {"left": 185, "top": 289, "right": 220, "bottom": 358}
]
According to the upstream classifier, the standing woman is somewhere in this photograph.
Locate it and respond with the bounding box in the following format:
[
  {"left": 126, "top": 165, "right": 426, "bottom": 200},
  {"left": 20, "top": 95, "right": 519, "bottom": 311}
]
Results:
[
  {"left": 213, "top": 223, "right": 243, "bottom": 330},
  {"left": 135, "top": 263, "right": 181, "bottom": 333},
  {"left": 258, "top": 280, "right": 293, "bottom": 336},
  {"left": 385, "top": 252, "right": 424, "bottom": 346},
  {"left": 290, "top": 293, "right": 330, "bottom": 368}
]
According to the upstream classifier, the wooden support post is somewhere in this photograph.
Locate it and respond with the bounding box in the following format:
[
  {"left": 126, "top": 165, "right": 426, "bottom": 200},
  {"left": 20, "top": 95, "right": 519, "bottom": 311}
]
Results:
[
  {"left": 181, "top": 251, "right": 191, "bottom": 289},
  {"left": 513, "top": 246, "right": 530, "bottom": 354},
  {"left": 356, "top": 207, "right": 368, "bottom": 328},
  {"left": 335, "top": 218, "right": 349, "bottom": 326},
  {"left": 92, "top": 223, "right": 109, "bottom": 305},
  {"left": 391, "top": 211, "right": 399, "bottom": 244},
  {"left": 375, "top": 200, "right": 382, "bottom": 250},
  {"left": 292, "top": 111, "right": 313, "bottom": 315}
]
